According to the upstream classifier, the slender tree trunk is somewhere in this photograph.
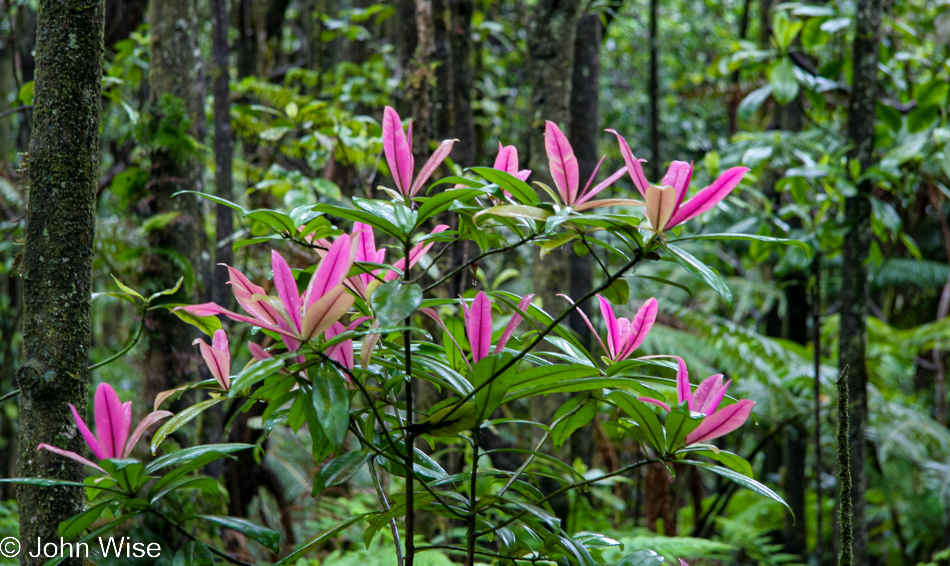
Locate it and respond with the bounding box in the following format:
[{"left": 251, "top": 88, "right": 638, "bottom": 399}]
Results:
[
  {"left": 526, "top": 0, "right": 582, "bottom": 311},
  {"left": 648, "top": 0, "right": 660, "bottom": 178},
  {"left": 206, "top": 0, "right": 234, "bottom": 478},
  {"left": 526, "top": 0, "right": 582, "bottom": 525},
  {"left": 839, "top": 0, "right": 883, "bottom": 564},
  {"left": 568, "top": 10, "right": 601, "bottom": 468},
  {"left": 144, "top": 0, "right": 206, "bottom": 404},
  {"left": 16, "top": 0, "right": 104, "bottom": 561}
]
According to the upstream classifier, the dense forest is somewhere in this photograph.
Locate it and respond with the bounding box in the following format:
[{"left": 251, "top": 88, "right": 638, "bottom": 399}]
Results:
[{"left": 1, "top": 0, "right": 949, "bottom": 564}]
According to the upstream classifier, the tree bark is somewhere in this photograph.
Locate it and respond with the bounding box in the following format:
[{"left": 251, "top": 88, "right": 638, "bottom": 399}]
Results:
[
  {"left": 648, "top": 0, "right": 660, "bottom": 179},
  {"left": 568, "top": 11, "right": 601, "bottom": 468},
  {"left": 16, "top": 0, "right": 104, "bottom": 561},
  {"left": 144, "top": 0, "right": 206, "bottom": 404},
  {"left": 526, "top": 0, "right": 581, "bottom": 314},
  {"left": 839, "top": 0, "right": 883, "bottom": 564}
]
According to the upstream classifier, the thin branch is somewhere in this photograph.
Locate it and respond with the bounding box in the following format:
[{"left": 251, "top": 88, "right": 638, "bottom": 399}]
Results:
[
  {"left": 150, "top": 509, "right": 255, "bottom": 566},
  {"left": 0, "top": 104, "right": 32, "bottom": 120},
  {"left": 422, "top": 232, "right": 542, "bottom": 292}
]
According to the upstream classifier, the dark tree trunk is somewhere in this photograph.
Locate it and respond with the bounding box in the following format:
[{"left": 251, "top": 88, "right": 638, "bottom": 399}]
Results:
[
  {"left": 568, "top": 11, "right": 601, "bottom": 468},
  {"left": 839, "top": 0, "right": 883, "bottom": 564},
  {"left": 525, "top": 0, "right": 582, "bottom": 526},
  {"left": 648, "top": 0, "right": 660, "bottom": 178},
  {"left": 143, "top": 0, "right": 206, "bottom": 404},
  {"left": 526, "top": 0, "right": 581, "bottom": 313},
  {"left": 16, "top": 0, "right": 104, "bottom": 561},
  {"left": 104, "top": 0, "right": 148, "bottom": 47},
  {"left": 206, "top": 0, "right": 234, "bottom": 478}
]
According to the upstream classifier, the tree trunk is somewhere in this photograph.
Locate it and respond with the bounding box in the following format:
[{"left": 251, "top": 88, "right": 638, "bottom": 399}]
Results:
[
  {"left": 568, "top": 11, "right": 601, "bottom": 468},
  {"left": 839, "top": 0, "right": 883, "bottom": 564},
  {"left": 525, "top": 0, "right": 582, "bottom": 526},
  {"left": 648, "top": 0, "right": 660, "bottom": 178},
  {"left": 526, "top": 0, "right": 581, "bottom": 313},
  {"left": 143, "top": 0, "right": 206, "bottom": 404},
  {"left": 16, "top": 0, "right": 104, "bottom": 561}
]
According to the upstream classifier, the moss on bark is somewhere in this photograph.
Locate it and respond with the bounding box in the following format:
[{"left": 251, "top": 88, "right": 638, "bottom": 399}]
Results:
[{"left": 16, "top": 0, "right": 104, "bottom": 562}]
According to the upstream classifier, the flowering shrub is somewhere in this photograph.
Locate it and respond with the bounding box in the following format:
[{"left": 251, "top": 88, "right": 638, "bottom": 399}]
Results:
[{"left": 15, "top": 106, "right": 807, "bottom": 566}]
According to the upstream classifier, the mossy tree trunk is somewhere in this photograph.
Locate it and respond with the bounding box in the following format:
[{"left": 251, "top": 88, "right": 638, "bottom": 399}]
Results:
[
  {"left": 16, "top": 0, "right": 104, "bottom": 561},
  {"left": 839, "top": 0, "right": 883, "bottom": 563},
  {"left": 143, "top": 0, "right": 206, "bottom": 404}
]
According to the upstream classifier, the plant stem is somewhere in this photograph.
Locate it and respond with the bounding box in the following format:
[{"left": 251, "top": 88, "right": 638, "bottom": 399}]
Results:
[
  {"left": 422, "top": 232, "right": 541, "bottom": 292},
  {"left": 837, "top": 367, "right": 853, "bottom": 566},
  {"left": 466, "top": 428, "right": 480, "bottom": 565},
  {"left": 88, "top": 301, "right": 149, "bottom": 370},
  {"left": 369, "top": 460, "right": 404, "bottom": 566},
  {"left": 149, "top": 508, "right": 254, "bottom": 566},
  {"left": 403, "top": 238, "right": 415, "bottom": 566}
]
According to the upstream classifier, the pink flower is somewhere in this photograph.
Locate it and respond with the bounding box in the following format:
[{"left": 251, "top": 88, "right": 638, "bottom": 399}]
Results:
[
  {"left": 461, "top": 292, "right": 534, "bottom": 363},
  {"left": 382, "top": 106, "right": 455, "bottom": 199},
  {"left": 314, "top": 222, "right": 387, "bottom": 299},
  {"left": 639, "top": 357, "right": 755, "bottom": 445},
  {"left": 325, "top": 316, "right": 372, "bottom": 370},
  {"left": 567, "top": 294, "right": 658, "bottom": 364},
  {"left": 194, "top": 329, "right": 231, "bottom": 391},
  {"left": 38, "top": 383, "right": 172, "bottom": 472},
  {"left": 493, "top": 143, "right": 531, "bottom": 183},
  {"left": 176, "top": 236, "right": 356, "bottom": 350},
  {"left": 383, "top": 225, "right": 450, "bottom": 282},
  {"left": 544, "top": 121, "right": 636, "bottom": 211},
  {"left": 609, "top": 129, "right": 749, "bottom": 232}
]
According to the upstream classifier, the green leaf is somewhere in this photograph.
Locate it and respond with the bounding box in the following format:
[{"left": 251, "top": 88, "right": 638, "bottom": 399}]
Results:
[
  {"left": 552, "top": 395, "right": 597, "bottom": 449},
  {"left": 769, "top": 57, "right": 799, "bottom": 105},
  {"left": 664, "top": 406, "right": 702, "bottom": 451},
  {"left": 417, "top": 188, "right": 483, "bottom": 225},
  {"left": 111, "top": 275, "right": 145, "bottom": 301},
  {"left": 312, "top": 450, "right": 372, "bottom": 495},
  {"left": 144, "top": 443, "right": 253, "bottom": 474},
  {"left": 19, "top": 81, "right": 34, "bottom": 105},
  {"left": 470, "top": 354, "right": 518, "bottom": 423},
  {"left": 371, "top": 280, "right": 423, "bottom": 327},
  {"left": 668, "top": 233, "right": 811, "bottom": 257},
  {"left": 58, "top": 502, "right": 109, "bottom": 540},
  {"left": 197, "top": 515, "right": 280, "bottom": 552},
  {"left": 602, "top": 278, "right": 630, "bottom": 305},
  {"left": 228, "top": 357, "right": 286, "bottom": 396},
  {"left": 664, "top": 244, "right": 732, "bottom": 304},
  {"left": 0, "top": 478, "right": 128, "bottom": 496},
  {"left": 365, "top": 492, "right": 435, "bottom": 548},
  {"left": 246, "top": 209, "right": 297, "bottom": 235},
  {"left": 151, "top": 398, "right": 226, "bottom": 453},
  {"left": 170, "top": 308, "right": 222, "bottom": 337},
  {"left": 682, "top": 460, "right": 791, "bottom": 513},
  {"left": 149, "top": 276, "right": 184, "bottom": 301},
  {"left": 470, "top": 166, "right": 540, "bottom": 204},
  {"left": 315, "top": 204, "right": 404, "bottom": 239},
  {"left": 737, "top": 84, "right": 772, "bottom": 120},
  {"left": 149, "top": 476, "right": 219, "bottom": 504},
  {"left": 617, "top": 550, "right": 665, "bottom": 566},
  {"left": 172, "top": 541, "right": 215, "bottom": 566},
  {"left": 608, "top": 391, "right": 665, "bottom": 453},
  {"left": 308, "top": 366, "right": 350, "bottom": 448},
  {"left": 274, "top": 515, "right": 369, "bottom": 565},
  {"left": 474, "top": 204, "right": 551, "bottom": 223},
  {"left": 677, "top": 447, "right": 753, "bottom": 477},
  {"left": 172, "top": 190, "right": 247, "bottom": 214},
  {"left": 876, "top": 102, "right": 903, "bottom": 132}
]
